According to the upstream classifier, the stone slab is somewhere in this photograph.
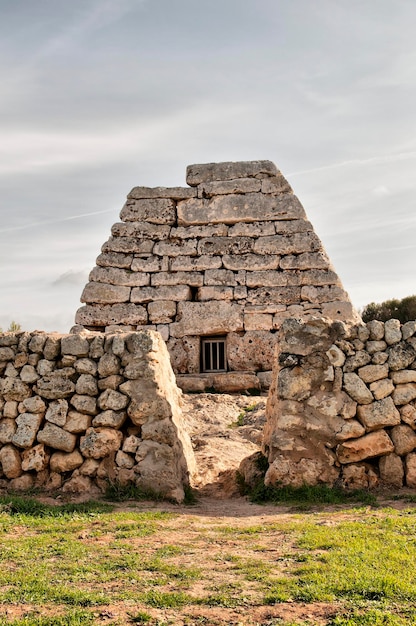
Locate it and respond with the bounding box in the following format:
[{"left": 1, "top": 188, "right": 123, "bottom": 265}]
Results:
[{"left": 186, "top": 160, "right": 277, "bottom": 185}]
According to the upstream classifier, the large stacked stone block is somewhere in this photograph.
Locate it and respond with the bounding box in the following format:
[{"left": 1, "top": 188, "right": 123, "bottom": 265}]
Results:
[
  {"left": 0, "top": 330, "right": 195, "bottom": 502},
  {"left": 76, "top": 161, "right": 358, "bottom": 391},
  {"left": 262, "top": 317, "right": 416, "bottom": 490}
]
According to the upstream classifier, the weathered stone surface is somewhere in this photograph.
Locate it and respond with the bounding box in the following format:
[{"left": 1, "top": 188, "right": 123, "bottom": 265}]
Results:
[
  {"left": 151, "top": 272, "right": 203, "bottom": 287},
  {"left": 12, "top": 413, "right": 43, "bottom": 449},
  {"left": 0, "top": 445, "right": 22, "bottom": 478},
  {"left": 405, "top": 452, "right": 416, "bottom": 488},
  {"left": 37, "top": 423, "right": 77, "bottom": 452},
  {"left": 115, "top": 450, "right": 135, "bottom": 469},
  {"left": 153, "top": 239, "right": 197, "bottom": 257},
  {"left": 21, "top": 396, "right": 46, "bottom": 414},
  {"left": 97, "top": 353, "right": 120, "bottom": 377},
  {"left": 186, "top": 160, "right": 277, "bottom": 185},
  {"left": 341, "top": 463, "right": 379, "bottom": 490},
  {"left": 1, "top": 378, "right": 31, "bottom": 402},
  {"left": 390, "top": 424, "right": 416, "bottom": 456},
  {"left": 80, "top": 427, "right": 123, "bottom": 459},
  {"left": 344, "top": 351, "right": 372, "bottom": 372},
  {"left": 343, "top": 373, "right": 373, "bottom": 404},
  {"left": 45, "top": 399, "right": 68, "bottom": 426},
  {"left": 97, "top": 389, "right": 128, "bottom": 412},
  {"left": 335, "top": 420, "right": 365, "bottom": 441},
  {"left": 369, "top": 378, "right": 394, "bottom": 400},
  {"left": 90, "top": 266, "right": 150, "bottom": 287},
  {"left": 92, "top": 410, "right": 127, "bottom": 429},
  {"left": 81, "top": 282, "right": 130, "bottom": 304},
  {"left": 337, "top": 430, "right": 394, "bottom": 464},
  {"left": 265, "top": 452, "right": 339, "bottom": 488},
  {"left": 357, "top": 397, "right": 400, "bottom": 431},
  {"left": 120, "top": 198, "right": 176, "bottom": 224},
  {"left": 21, "top": 444, "right": 49, "bottom": 472},
  {"left": 0, "top": 419, "right": 16, "bottom": 444},
  {"left": 379, "top": 453, "right": 404, "bottom": 487},
  {"left": 392, "top": 383, "right": 416, "bottom": 406},
  {"left": 358, "top": 363, "right": 389, "bottom": 383},
  {"left": 367, "top": 320, "right": 385, "bottom": 340},
  {"left": 70, "top": 394, "right": 97, "bottom": 416},
  {"left": 400, "top": 404, "right": 416, "bottom": 429},
  {"left": 402, "top": 321, "right": 416, "bottom": 340},
  {"left": 131, "top": 285, "right": 191, "bottom": 303},
  {"left": 111, "top": 221, "right": 170, "bottom": 240},
  {"left": 170, "top": 302, "right": 243, "bottom": 338},
  {"left": 3, "top": 401, "right": 18, "bottom": 418},
  {"left": 128, "top": 185, "right": 196, "bottom": 200},
  {"left": 254, "top": 232, "right": 320, "bottom": 256},
  {"left": 388, "top": 342, "right": 416, "bottom": 370},
  {"left": 226, "top": 331, "right": 279, "bottom": 372},
  {"left": 222, "top": 253, "right": 280, "bottom": 271},
  {"left": 75, "top": 303, "right": 147, "bottom": 327},
  {"left": 50, "top": 450, "right": 84, "bottom": 473},
  {"left": 96, "top": 251, "right": 133, "bottom": 269},
  {"left": 384, "top": 319, "right": 402, "bottom": 345},
  {"left": 326, "top": 344, "right": 346, "bottom": 367},
  {"left": 76, "top": 374, "right": 98, "bottom": 396},
  {"left": 64, "top": 411, "right": 92, "bottom": 433},
  {"left": 390, "top": 370, "right": 416, "bottom": 384},
  {"left": 36, "top": 374, "right": 75, "bottom": 399},
  {"left": 211, "top": 372, "right": 260, "bottom": 393}
]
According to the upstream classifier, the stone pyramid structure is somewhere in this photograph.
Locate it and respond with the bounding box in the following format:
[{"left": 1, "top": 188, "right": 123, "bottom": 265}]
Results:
[{"left": 76, "top": 160, "right": 359, "bottom": 392}]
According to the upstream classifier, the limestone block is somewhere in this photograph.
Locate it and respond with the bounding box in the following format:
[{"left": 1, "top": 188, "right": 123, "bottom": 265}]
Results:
[
  {"left": 390, "top": 370, "right": 416, "bottom": 384},
  {"left": 335, "top": 420, "right": 365, "bottom": 441},
  {"left": 70, "top": 394, "right": 97, "bottom": 416},
  {"left": 246, "top": 286, "right": 301, "bottom": 306},
  {"left": 153, "top": 239, "right": 197, "bottom": 257},
  {"left": 131, "top": 256, "right": 164, "bottom": 273},
  {"left": 151, "top": 271, "right": 203, "bottom": 287},
  {"left": 384, "top": 319, "right": 402, "bottom": 345},
  {"left": 244, "top": 313, "right": 273, "bottom": 331},
  {"left": 37, "top": 423, "right": 77, "bottom": 452},
  {"left": 337, "top": 430, "right": 394, "bottom": 464},
  {"left": 175, "top": 375, "right": 213, "bottom": 392},
  {"left": 261, "top": 174, "right": 293, "bottom": 194},
  {"left": 379, "top": 453, "right": 404, "bottom": 487},
  {"left": 390, "top": 424, "right": 416, "bottom": 456},
  {"left": 321, "top": 302, "right": 358, "bottom": 321},
  {"left": 36, "top": 374, "right": 75, "bottom": 399},
  {"left": 357, "top": 363, "right": 389, "bottom": 383},
  {"left": 170, "top": 302, "right": 244, "bottom": 338},
  {"left": 81, "top": 282, "right": 130, "bottom": 305},
  {"left": 357, "top": 397, "right": 400, "bottom": 431},
  {"left": 45, "top": 399, "right": 68, "bottom": 426},
  {"left": 171, "top": 224, "right": 228, "bottom": 239},
  {"left": 98, "top": 354, "right": 120, "bottom": 377},
  {"left": 0, "top": 419, "right": 16, "bottom": 443},
  {"left": 228, "top": 222, "right": 275, "bottom": 237},
  {"left": 372, "top": 351, "right": 388, "bottom": 365},
  {"left": 14, "top": 352, "right": 28, "bottom": 368},
  {"left": 166, "top": 336, "right": 200, "bottom": 374},
  {"left": 21, "top": 444, "right": 49, "bottom": 472},
  {"left": 36, "top": 359, "right": 55, "bottom": 376},
  {"left": 9, "top": 474, "right": 35, "bottom": 491},
  {"left": 198, "top": 236, "right": 254, "bottom": 256},
  {"left": 392, "top": 383, "right": 416, "bottom": 405},
  {"left": 122, "top": 435, "right": 141, "bottom": 454},
  {"left": 369, "top": 378, "right": 394, "bottom": 400},
  {"left": 170, "top": 255, "right": 222, "bottom": 272},
  {"left": 127, "top": 185, "right": 196, "bottom": 200},
  {"left": 326, "top": 345, "right": 346, "bottom": 367},
  {"left": 21, "top": 396, "right": 46, "bottom": 414},
  {"left": 75, "top": 304, "right": 147, "bottom": 327},
  {"left": 366, "top": 340, "right": 387, "bottom": 354},
  {"left": 246, "top": 270, "right": 288, "bottom": 287},
  {"left": 234, "top": 286, "right": 248, "bottom": 299},
  {"left": 405, "top": 453, "right": 416, "bottom": 488},
  {"left": 97, "top": 389, "right": 128, "bottom": 412},
  {"left": 28, "top": 334, "right": 47, "bottom": 353},
  {"left": 186, "top": 160, "right": 277, "bottom": 185},
  {"left": 111, "top": 221, "right": 171, "bottom": 240},
  {"left": 0, "top": 347, "right": 15, "bottom": 361},
  {"left": 62, "top": 474, "right": 98, "bottom": 494},
  {"left": 65, "top": 410, "right": 92, "bottom": 433},
  {"left": 96, "top": 251, "right": 133, "bottom": 269},
  {"left": 18, "top": 365, "right": 39, "bottom": 384},
  {"left": 74, "top": 358, "right": 97, "bottom": 376},
  {"left": 98, "top": 374, "right": 123, "bottom": 390},
  {"left": 227, "top": 331, "right": 279, "bottom": 372},
  {"left": 115, "top": 450, "right": 135, "bottom": 469},
  {"left": 211, "top": 372, "right": 260, "bottom": 393},
  {"left": 120, "top": 198, "right": 176, "bottom": 224},
  {"left": 197, "top": 286, "right": 233, "bottom": 301},
  {"left": 197, "top": 177, "right": 261, "bottom": 197},
  {"left": 0, "top": 445, "right": 22, "bottom": 478},
  {"left": 264, "top": 453, "right": 339, "bottom": 488},
  {"left": 102, "top": 237, "right": 154, "bottom": 255},
  {"left": 400, "top": 404, "right": 416, "bottom": 429},
  {"left": 12, "top": 413, "right": 43, "bottom": 449},
  {"left": 343, "top": 373, "right": 373, "bottom": 404},
  {"left": 388, "top": 342, "right": 416, "bottom": 370},
  {"left": 301, "top": 285, "right": 350, "bottom": 304},
  {"left": 178, "top": 193, "right": 306, "bottom": 226},
  {"left": 3, "top": 401, "right": 18, "bottom": 418},
  {"left": 148, "top": 300, "right": 176, "bottom": 323},
  {"left": 257, "top": 371, "right": 273, "bottom": 389},
  {"left": 74, "top": 374, "right": 97, "bottom": 396},
  {"left": 204, "top": 269, "right": 236, "bottom": 286},
  {"left": 80, "top": 427, "right": 123, "bottom": 459},
  {"left": 402, "top": 321, "right": 416, "bottom": 340},
  {"left": 131, "top": 285, "right": 191, "bottom": 303},
  {"left": 222, "top": 254, "right": 280, "bottom": 271},
  {"left": 342, "top": 463, "right": 379, "bottom": 490},
  {"left": 50, "top": 450, "right": 84, "bottom": 473},
  {"left": 286, "top": 269, "right": 341, "bottom": 287},
  {"left": 367, "top": 320, "right": 385, "bottom": 340},
  {"left": 254, "top": 232, "right": 320, "bottom": 256},
  {"left": 92, "top": 410, "right": 127, "bottom": 429},
  {"left": 141, "top": 417, "right": 178, "bottom": 446},
  {"left": 279, "top": 252, "right": 330, "bottom": 270},
  {"left": 90, "top": 266, "right": 150, "bottom": 287}
]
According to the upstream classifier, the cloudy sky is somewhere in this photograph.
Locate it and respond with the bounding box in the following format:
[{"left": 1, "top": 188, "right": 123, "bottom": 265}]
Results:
[{"left": 0, "top": 0, "right": 415, "bottom": 332}]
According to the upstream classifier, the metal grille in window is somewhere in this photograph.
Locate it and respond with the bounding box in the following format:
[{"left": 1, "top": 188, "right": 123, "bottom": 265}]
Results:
[{"left": 201, "top": 337, "right": 227, "bottom": 373}]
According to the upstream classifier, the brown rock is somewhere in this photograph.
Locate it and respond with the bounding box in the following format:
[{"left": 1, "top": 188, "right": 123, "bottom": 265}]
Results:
[
  {"left": 336, "top": 430, "right": 394, "bottom": 464},
  {"left": 21, "top": 444, "right": 49, "bottom": 472},
  {"left": 37, "top": 423, "right": 77, "bottom": 452},
  {"left": 0, "top": 445, "right": 22, "bottom": 478},
  {"left": 50, "top": 450, "right": 84, "bottom": 473},
  {"left": 357, "top": 397, "right": 400, "bottom": 431},
  {"left": 379, "top": 453, "right": 404, "bottom": 487},
  {"left": 390, "top": 424, "right": 416, "bottom": 456},
  {"left": 80, "top": 427, "right": 123, "bottom": 459},
  {"left": 12, "top": 413, "right": 43, "bottom": 448}
]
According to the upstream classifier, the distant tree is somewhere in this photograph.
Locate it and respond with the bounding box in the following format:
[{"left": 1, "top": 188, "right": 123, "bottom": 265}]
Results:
[
  {"left": 0, "top": 321, "right": 21, "bottom": 333},
  {"left": 362, "top": 295, "right": 416, "bottom": 323}
]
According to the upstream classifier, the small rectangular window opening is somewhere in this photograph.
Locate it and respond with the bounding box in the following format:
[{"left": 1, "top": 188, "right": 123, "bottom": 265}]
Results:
[{"left": 201, "top": 337, "right": 227, "bottom": 373}]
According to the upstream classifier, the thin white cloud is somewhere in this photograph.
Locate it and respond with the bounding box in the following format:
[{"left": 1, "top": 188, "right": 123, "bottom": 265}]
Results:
[{"left": 288, "top": 150, "right": 416, "bottom": 177}]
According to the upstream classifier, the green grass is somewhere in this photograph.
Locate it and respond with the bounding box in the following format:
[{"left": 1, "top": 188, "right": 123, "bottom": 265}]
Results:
[{"left": 245, "top": 481, "right": 377, "bottom": 507}]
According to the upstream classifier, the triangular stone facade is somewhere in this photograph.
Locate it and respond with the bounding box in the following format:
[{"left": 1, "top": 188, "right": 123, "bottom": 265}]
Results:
[{"left": 76, "top": 160, "right": 359, "bottom": 391}]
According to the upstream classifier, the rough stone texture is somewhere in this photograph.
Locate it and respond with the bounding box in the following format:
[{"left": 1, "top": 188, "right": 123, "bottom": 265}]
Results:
[
  {"left": 263, "top": 317, "right": 416, "bottom": 491},
  {"left": 75, "top": 161, "right": 358, "bottom": 391},
  {"left": 0, "top": 329, "right": 195, "bottom": 501}
]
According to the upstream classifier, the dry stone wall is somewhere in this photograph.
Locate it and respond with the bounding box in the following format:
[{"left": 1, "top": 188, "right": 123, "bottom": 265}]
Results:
[
  {"left": 75, "top": 160, "right": 358, "bottom": 392},
  {"left": 262, "top": 317, "right": 416, "bottom": 490},
  {"left": 0, "top": 329, "right": 195, "bottom": 502}
]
